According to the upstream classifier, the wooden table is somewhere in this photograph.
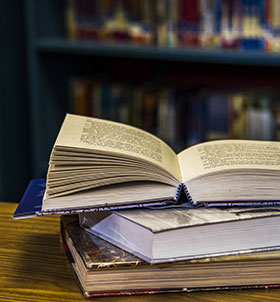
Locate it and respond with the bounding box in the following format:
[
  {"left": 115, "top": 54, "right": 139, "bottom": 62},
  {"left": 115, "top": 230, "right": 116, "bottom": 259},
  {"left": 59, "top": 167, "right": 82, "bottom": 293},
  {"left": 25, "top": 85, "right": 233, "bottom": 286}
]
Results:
[{"left": 1, "top": 201, "right": 280, "bottom": 302}]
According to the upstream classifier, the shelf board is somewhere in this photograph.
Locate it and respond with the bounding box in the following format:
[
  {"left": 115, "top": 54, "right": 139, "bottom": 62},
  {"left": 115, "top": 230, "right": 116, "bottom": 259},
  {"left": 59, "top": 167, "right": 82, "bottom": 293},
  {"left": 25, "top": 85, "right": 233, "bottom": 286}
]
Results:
[{"left": 36, "top": 38, "right": 280, "bottom": 66}]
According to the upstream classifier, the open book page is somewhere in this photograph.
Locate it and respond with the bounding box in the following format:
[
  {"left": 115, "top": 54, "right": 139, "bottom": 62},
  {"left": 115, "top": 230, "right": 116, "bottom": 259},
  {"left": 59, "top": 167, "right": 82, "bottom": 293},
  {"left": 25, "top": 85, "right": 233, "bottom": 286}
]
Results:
[
  {"left": 178, "top": 140, "right": 280, "bottom": 183},
  {"left": 54, "top": 114, "right": 181, "bottom": 181}
]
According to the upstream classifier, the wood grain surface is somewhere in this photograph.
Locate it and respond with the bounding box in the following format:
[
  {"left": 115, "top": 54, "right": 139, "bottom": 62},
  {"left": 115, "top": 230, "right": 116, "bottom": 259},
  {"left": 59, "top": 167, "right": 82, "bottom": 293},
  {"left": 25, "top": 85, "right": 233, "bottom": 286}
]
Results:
[{"left": 1, "top": 201, "right": 280, "bottom": 302}]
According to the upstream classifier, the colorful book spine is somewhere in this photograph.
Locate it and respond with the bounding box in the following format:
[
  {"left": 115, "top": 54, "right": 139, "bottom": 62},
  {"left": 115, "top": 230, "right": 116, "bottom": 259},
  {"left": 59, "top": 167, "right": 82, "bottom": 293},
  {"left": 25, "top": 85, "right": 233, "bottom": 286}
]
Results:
[
  {"left": 200, "top": 0, "right": 216, "bottom": 48},
  {"left": 178, "top": 0, "right": 201, "bottom": 47},
  {"left": 230, "top": 94, "right": 247, "bottom": 139},
  {"left": 270, "top": 0, "right": 280, "bottom": 52},
  {"left": 64, "top": 0, "right": 280, "bottom": 52},
  {"left": 65, "top": 0, "right": 77, "bottom": 39}
]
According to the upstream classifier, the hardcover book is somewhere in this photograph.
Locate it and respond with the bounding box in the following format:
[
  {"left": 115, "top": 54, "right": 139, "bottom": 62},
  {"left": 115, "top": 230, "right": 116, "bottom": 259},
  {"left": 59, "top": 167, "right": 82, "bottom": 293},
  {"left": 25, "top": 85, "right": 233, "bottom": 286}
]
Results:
[
  {"left": 61, "top": 214, "right": 280, "bottom": 298},
  {"left": 14, "top": 113, "right": 280, "bottom": 218},
  {"left": 80, "top": 207, "right": 280, "bottom": 264}
]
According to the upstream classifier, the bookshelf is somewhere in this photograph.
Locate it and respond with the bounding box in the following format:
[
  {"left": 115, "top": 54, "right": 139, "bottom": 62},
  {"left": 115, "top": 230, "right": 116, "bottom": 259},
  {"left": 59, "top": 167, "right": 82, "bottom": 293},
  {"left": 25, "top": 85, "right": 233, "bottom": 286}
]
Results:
[
  {"left": 33, "top": 37, "right": 280, "bottom": 89},
  {"left": 25, "top": 0, "right": 280, "bottom": 178},
  {"left": 37, "top": 39, "right": 280, "bottom": 66}
]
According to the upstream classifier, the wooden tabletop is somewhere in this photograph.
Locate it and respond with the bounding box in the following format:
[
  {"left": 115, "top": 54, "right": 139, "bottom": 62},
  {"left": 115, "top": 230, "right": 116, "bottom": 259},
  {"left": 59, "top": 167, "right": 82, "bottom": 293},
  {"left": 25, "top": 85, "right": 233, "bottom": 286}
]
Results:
[{"left": 1, "top": 201, "right": 280, "bottom": 302}]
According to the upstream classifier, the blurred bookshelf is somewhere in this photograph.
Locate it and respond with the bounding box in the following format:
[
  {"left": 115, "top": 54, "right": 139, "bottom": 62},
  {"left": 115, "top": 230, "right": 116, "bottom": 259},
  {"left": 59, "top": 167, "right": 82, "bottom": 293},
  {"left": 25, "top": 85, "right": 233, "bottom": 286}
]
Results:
[
  {"left": 37, "top": 38, "right": 280, "bottom": 66},
  {"left": 25, "top": 0, "right": 280, "bottom": 178}
]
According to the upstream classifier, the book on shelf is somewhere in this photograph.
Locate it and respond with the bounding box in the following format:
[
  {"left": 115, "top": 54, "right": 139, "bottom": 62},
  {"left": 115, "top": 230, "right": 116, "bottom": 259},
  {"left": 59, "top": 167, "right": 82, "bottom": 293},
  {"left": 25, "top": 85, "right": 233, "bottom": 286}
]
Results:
[
  {"left": 205, "top": 93, "right": 230, "bottom": 140},
  {"left": 69, "top": 78, "right": 279, "bottom": 148},
  {"left": 246, "top": 97, "right": 275, "bottom": 141},
  {"left": 13, "top": 113, "right": 280, "bottom": 218},
  {"left": 80, "top": 207, "right": 280, "bottom": 264},
  {"left": 64, "top": 0, "right": 278, "bottom": 51},
  {"left": 65, "top": 0, "right": 155, "bottom": 45},
  {"left": 230, "top": 94, "right": 247, "bottom": 139},
  {"left": 61, "top": 214, "right": 280, "bottom": 297}
]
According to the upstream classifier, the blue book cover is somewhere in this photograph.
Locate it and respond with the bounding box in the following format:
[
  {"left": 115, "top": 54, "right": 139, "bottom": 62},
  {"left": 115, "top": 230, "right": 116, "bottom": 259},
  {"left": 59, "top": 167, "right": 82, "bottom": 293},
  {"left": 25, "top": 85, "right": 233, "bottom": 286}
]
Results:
[{"left": 13, "top": 179, "right": 45, "bottom": 219}]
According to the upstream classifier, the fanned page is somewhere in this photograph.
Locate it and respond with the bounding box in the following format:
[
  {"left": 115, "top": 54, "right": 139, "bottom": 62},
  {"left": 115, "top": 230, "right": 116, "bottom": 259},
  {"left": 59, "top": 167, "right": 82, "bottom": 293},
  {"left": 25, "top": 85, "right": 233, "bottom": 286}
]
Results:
[
  {"left": 41, "top": 182, "right": 178, "bottom": 212},
  {"left": 45, "top": 114, "right": 181, "bottom": 199}
]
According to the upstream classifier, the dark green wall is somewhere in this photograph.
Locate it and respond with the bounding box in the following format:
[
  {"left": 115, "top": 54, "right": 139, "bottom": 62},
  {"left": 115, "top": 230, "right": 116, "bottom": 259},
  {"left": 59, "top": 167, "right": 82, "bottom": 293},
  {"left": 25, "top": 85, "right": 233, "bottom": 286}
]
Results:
[{"left": 0, "top": 1, "right": 31, "bottom": 202}]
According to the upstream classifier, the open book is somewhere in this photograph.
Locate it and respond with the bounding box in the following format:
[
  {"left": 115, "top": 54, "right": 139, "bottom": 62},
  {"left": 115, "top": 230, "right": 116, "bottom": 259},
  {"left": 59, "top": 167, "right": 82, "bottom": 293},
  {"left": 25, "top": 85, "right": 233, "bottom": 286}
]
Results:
[{"left": 13, "top": 113, "right": 280, "bottom": 218}]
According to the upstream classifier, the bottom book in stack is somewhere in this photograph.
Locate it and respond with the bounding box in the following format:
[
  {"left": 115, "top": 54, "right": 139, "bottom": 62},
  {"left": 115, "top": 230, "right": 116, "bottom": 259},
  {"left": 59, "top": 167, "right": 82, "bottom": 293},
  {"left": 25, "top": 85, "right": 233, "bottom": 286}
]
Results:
[{"left": 61, "top": 213, "right": 280, "bottom": 298}]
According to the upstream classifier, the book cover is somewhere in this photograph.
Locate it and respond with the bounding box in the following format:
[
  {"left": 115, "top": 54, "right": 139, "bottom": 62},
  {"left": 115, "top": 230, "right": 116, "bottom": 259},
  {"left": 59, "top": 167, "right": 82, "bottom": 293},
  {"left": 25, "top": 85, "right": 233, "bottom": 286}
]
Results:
[{"left": 13, "top": 179, "right": 46, "bottom": 219}]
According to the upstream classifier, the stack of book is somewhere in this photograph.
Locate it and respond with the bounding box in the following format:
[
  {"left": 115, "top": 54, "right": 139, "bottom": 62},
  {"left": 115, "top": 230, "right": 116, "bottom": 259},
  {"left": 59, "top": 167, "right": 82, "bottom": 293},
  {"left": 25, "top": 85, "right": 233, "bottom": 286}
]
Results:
[
  {"left": 14, "top": 114, "right": 280, "bottom": 297},
  {"left": 61, "top": 212, "right": 280, "bottom": 298}
]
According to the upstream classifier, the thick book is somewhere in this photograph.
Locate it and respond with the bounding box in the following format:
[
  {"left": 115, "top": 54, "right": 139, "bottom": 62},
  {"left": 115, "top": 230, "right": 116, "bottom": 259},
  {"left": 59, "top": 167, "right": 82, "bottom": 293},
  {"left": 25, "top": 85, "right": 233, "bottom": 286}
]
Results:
[
  {"left": 61, "top": 214, "right": 280, "bottom": 298},
  {"left": 14, "top": 113, "right": 280, "bottom": 218},
  {"left": 80, "top": 207, "right": 280, "bottom": 264}
]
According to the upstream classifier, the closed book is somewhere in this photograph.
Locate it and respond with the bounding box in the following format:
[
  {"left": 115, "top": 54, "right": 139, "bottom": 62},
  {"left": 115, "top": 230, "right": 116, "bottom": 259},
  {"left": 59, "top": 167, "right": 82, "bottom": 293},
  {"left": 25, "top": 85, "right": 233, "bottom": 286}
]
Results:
[
  {"left": 61, "top": 214, "right": 280, "bottom": 298},
  {"left": 80, "top": 207, "right": 280, "bottom": 264}
]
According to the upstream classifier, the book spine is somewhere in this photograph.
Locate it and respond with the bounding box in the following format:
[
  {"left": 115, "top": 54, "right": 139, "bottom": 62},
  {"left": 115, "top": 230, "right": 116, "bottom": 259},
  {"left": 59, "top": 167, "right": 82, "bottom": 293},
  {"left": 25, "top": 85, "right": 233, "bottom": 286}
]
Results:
[
  {"left": 175, "top": 183, "right": 184, "bottom": 201},
  {"left": 166, "top": 90, "right": 176, "bottom": 147},
  {"left": 264, "top": 0, "right": 272, "bottom": 51},
  {"left": 229, "top": 94, "right": 247, "bottom": 139},
  {"left": 157, "top": 88, "right": 168, "bottom": 142},
  {"left": 92, "top": 82, "right": 102, "bottom": 118},
  {"left": 109, "top": 84, "right": 122, "bottom": 122},
  {"left": 167, "top": 0, "right": 178, "bottom": 47},
  {"left": 271, "top": 0, "right": 280, "bottom": 52},
  {"left": 143, "top": 89, "right": 157, "bottom": 134},
  {"left": 180, "top": 0, "right": 201, "bottom": 47},
  {"left": 140, "top": 0, "right": 155, "bottom": 45},
  {"left": 155, "top": 0, "right": 169, "bottom": 47},
  {"left": 174, "top": 183, "right": 196, "bottom": 206},
  {"left": 246, "top": 95, "right": 259, "bottom": 139},
  {"left": 200, "top": 0, "right": 215, "bottom": 48},
  {"left": 119, "top": 87, "right": 129, "bottom": 125},
  {"left": 186, "top": 96, "right": 204, "bottom": 146},
  {"left": 65, "top": 0, "right": 77, "bottom": 39},
  {"left": 259, "top": 96, "right": 275, "bottom": 140},
  {"left": 206, "top": 93, "right": 230, "bottom": 140},
  {"left": 71, "top": 78, "right": 88, "bottom": 115}
]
